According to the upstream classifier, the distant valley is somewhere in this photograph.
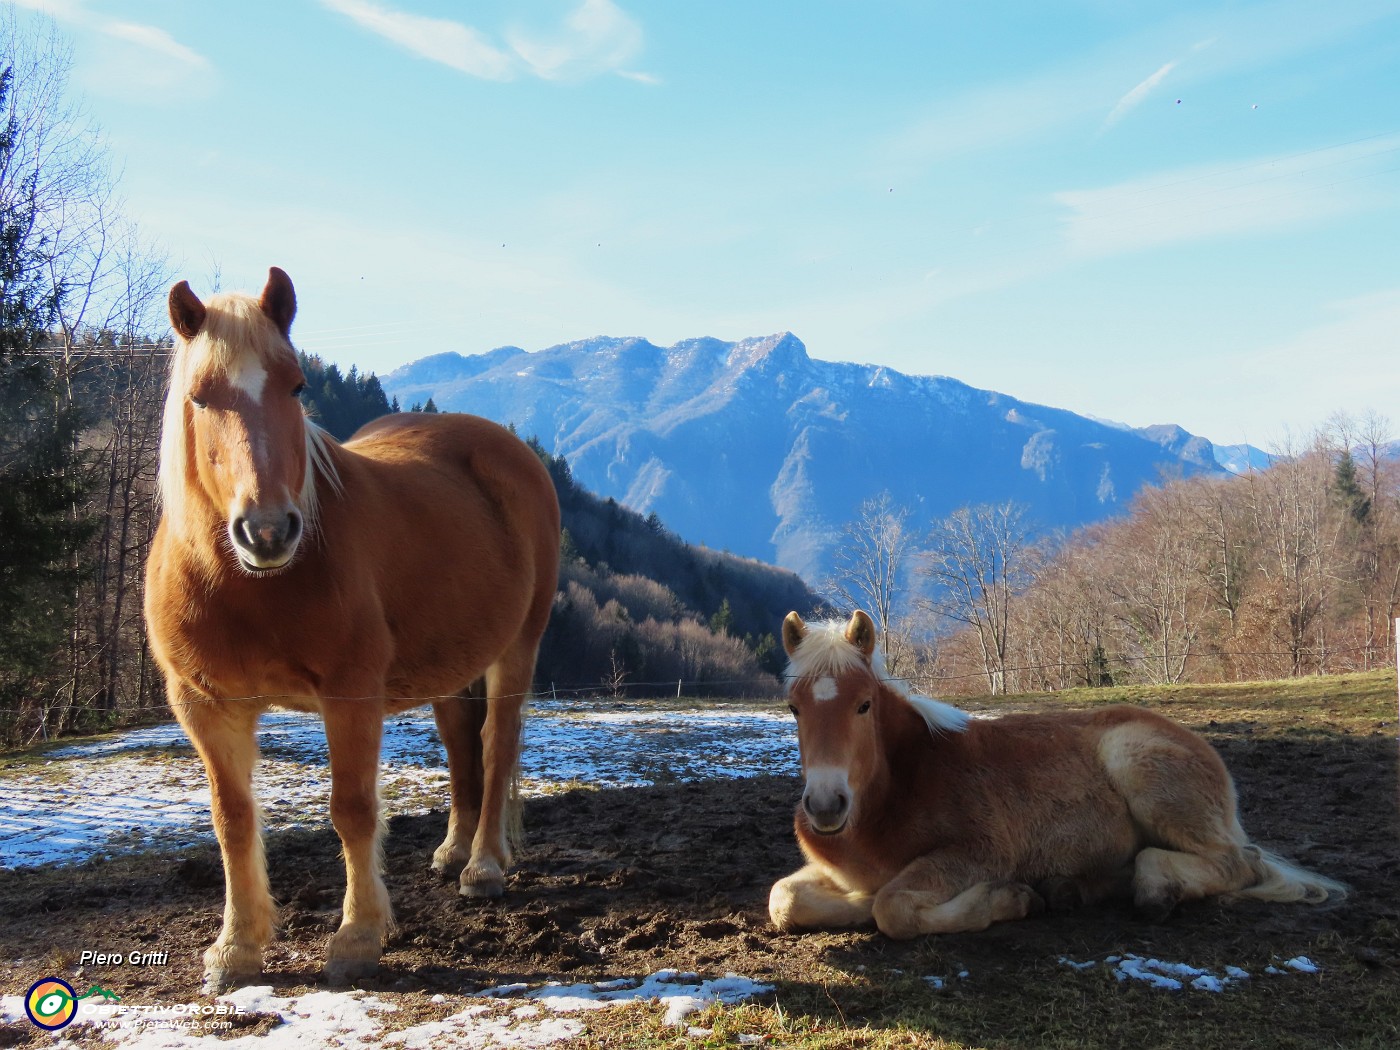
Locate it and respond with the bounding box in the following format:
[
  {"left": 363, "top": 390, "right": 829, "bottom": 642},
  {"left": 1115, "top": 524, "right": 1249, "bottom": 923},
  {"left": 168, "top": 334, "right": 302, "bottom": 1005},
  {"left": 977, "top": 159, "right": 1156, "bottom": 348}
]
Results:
[{"left": 385, "top": 333, "right": 1252, "bottom": 582}]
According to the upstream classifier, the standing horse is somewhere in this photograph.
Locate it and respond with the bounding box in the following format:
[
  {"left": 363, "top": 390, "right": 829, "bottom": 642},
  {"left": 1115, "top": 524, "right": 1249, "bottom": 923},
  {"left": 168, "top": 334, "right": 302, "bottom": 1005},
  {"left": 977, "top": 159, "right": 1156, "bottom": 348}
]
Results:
[
  {"left": 144, "top": 268, "right": 560, "bottom": 990},
  {"left": 769, "top": 611, "right": 1345, "bottom": 938}
]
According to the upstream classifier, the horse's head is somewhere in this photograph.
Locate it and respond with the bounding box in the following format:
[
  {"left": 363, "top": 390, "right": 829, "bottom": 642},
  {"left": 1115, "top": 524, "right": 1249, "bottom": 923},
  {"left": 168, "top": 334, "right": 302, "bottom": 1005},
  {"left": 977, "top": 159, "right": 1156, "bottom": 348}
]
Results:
[
  {"left": 160, "top": 267, "right": 330, "bottom": 573},
  {"left": 782, "top": 610, "right": 969, "bottom": 836}
]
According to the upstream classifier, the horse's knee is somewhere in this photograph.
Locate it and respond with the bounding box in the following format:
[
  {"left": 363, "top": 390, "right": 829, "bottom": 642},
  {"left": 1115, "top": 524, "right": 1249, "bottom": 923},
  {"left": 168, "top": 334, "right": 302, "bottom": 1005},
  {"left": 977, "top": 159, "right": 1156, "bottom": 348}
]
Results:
[
  {"left": 872, "top": 889, "right": 923, "bottom": 940},
  {"left": 875, "top": 880, "right": 1042, "bottom": 938},
  {"left": 329, "top": 790, "right": 379, "bottom": 844},
  {"left": 768, "top": 877, "right": 804, "bottom": 932}
]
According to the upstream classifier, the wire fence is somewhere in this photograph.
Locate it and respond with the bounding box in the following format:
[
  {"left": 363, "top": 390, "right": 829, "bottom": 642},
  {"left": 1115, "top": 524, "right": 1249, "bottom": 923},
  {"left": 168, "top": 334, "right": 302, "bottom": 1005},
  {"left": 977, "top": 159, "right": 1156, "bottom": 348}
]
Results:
[{"left": 6, "top": 642, "right": 1391, "bottom": 732}]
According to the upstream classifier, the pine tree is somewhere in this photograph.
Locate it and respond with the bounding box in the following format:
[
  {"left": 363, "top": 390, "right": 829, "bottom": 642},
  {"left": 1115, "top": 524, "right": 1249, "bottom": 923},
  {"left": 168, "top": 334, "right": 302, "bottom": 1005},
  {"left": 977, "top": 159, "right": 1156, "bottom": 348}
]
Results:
[
  {"left": 0, "top": 65, "right": 92, "bottom": 721},
  {"left": 1333, "top": 449, "right": 1372, "bottom": 524}
]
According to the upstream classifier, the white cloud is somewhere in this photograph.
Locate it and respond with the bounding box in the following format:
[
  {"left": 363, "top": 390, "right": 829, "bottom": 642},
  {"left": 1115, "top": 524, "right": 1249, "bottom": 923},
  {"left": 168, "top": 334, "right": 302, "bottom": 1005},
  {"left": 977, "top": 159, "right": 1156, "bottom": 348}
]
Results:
[
  {"left": 11, "top": 0, "right": 210, "bottom": 71},
  {"left": 319, "top": 0, "right": 653, "bottom": 84},
  {"left": 1055, "top": 136, "right": 1400, "bottom": 258},
  {"left": 1102, "top": 60, "right": 1177, "bottom": 129},
  {"left": 508, "top": 0, "right": 646, "bottom": 82},
  {"left": 101, "top": 21, "right": 210, "bottom": 70},
  {"left": 318, "top": 0, "right": 514, "bottom": 81},
  {"left": 888, "top": 1, "right": 1400, "bottom": 165},
  {"left": 1219, "top": 286, "right": 1400, "bottom": 445}
]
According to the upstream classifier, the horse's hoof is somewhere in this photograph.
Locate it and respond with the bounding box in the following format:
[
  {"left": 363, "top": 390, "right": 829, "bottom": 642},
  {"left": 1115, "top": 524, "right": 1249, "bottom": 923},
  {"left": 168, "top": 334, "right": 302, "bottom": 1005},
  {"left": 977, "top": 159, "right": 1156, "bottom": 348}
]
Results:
[
  {"left": 1038, "top": 877, "right": 1084, "bottom": 913},
  {"left": 202, "top": 968, "right": 261, "bottom": 995},
  {"left": 322, "top": 958, "right": 379, "bottom": 987},
  {"left": 1018, "top": 884, "right": 1047, "bottom": 918},
  {"left": 431, "top": 844, "right": 470, "bottom": 879},
  {"left": 1135, "top": 897, "right": 1177, "bottom": 923},
  {"left": 460, "top": 862, "right": 506, "bottom": 898}
]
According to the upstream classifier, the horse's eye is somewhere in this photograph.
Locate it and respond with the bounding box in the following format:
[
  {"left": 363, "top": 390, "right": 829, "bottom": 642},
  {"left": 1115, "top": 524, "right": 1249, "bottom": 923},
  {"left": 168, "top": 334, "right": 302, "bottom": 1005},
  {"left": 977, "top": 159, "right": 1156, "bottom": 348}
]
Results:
[
  {"left": 857, "top": 700, "right": 871, "bottom": 715},
  {"left": 292, "top": 382, "right": 306, "bottom": 397},
  {"left": 189, "top": 394, "right": 207, "bottom": 409},
  {"left": 788, "top": 704, "right": 799, "bottom": 718}
]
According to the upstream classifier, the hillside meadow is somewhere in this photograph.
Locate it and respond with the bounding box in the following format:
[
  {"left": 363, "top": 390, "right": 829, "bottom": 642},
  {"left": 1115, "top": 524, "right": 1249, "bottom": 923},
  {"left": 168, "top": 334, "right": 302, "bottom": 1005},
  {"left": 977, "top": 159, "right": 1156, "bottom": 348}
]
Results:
[{"left": 1, "top": 671, "right": 1396, "bottom": 1048}]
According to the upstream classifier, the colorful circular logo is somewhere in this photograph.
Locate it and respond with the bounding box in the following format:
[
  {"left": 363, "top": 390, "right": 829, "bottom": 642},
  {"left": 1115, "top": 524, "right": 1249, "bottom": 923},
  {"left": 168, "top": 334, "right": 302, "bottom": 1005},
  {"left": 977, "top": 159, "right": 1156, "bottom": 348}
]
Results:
[{"left": 25, "top": 978, "right": 77, "bottom": 1030}]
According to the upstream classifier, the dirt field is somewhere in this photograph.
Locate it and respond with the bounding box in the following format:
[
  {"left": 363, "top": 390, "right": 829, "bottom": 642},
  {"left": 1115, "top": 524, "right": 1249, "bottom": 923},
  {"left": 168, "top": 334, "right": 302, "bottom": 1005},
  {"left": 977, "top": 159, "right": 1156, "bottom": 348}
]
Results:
[{"left": 1, "top": 685, "right": 1397, "bottom": 1048}]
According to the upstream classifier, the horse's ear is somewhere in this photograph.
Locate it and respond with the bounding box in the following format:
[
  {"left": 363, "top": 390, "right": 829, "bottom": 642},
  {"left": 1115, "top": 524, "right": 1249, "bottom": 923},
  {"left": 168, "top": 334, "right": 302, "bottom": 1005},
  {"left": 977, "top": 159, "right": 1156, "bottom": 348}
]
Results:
[
  {"left": 259, "top": 266, "right": 297, "bottom": 337},
  {"left": 782, "top": 611, "right": 808, "bottom": 656},
  {"left": 168, "top": 280, "right": 206, "bottom": 340},
  {"left": 844, "top": 610, "right": 877, "bottom": 660}
]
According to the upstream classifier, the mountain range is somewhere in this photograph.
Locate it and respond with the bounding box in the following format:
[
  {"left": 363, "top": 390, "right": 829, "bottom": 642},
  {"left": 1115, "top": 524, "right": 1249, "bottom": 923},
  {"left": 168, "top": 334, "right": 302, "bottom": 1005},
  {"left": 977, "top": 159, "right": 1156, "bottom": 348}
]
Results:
[{"left": 384, "top": 333, "right": 1247, "bottom": 582}]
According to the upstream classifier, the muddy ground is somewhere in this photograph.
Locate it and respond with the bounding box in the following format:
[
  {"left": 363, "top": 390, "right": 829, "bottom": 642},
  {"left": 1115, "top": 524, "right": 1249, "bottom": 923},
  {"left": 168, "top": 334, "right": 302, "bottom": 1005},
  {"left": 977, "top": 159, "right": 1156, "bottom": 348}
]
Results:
[{"left": 1, "top": 719, "right": 1397, "bottom": 1045}]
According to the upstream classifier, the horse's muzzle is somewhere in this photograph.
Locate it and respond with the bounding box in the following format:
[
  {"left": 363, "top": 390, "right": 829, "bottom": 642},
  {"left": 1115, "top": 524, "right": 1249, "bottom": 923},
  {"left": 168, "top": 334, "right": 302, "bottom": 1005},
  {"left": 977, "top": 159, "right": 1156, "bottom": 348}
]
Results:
[
  {"left": 801, "top": 768, "right": 851, "bottom": 835},
  {"left": 230, "top": 509, "right": 303, "bottom": 571}
]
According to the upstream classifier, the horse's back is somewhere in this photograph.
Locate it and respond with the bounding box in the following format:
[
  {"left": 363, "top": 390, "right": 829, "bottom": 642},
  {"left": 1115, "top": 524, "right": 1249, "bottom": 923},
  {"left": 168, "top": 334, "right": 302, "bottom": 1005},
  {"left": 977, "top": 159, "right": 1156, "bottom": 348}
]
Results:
[{"left": 343, "top": 412, "right": 558, "bottom": 546}]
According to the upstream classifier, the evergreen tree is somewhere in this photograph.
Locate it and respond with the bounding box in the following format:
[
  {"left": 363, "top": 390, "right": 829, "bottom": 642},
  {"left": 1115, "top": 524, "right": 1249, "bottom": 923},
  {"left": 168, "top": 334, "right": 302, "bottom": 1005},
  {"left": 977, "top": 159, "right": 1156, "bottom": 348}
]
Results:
[
  {"left": 1333, "top": 449, "right": 1372, "bottom": 524},
  {"left": 709, "top": 597, "right": 735, "bottom": 637},
  {"left": 297, "top": 352, "right": 395, "bottom": 440},
  {"left": 0, "top": 65, "right": 92, "bottom": 716}
]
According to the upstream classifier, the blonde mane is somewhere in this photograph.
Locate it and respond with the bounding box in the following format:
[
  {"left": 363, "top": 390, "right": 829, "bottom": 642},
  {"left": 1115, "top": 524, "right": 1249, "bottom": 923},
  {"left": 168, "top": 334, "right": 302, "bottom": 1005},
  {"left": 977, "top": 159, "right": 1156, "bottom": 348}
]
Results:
[
  {"left": 785, "top": 619, "right": 970, "bottom": 735},
  {"left": 158, "top": 291, "right": 342, "bottom": 540}
]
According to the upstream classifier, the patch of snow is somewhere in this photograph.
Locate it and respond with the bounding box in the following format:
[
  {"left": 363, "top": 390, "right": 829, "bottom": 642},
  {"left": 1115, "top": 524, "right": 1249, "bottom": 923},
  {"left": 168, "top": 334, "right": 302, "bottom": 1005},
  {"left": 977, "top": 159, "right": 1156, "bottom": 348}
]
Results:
[
  {"left": 482, "top": 969, "right": 770, "bottom": 1027},
  {"left": 1, "top": 701, "right": 797, "bottom": 870},
  {"left": 1059, "top": 954, "right": 1323, "bottom": 993},
  {"left": 0, "top": 971, "right": 774, "bottom": 1048}
]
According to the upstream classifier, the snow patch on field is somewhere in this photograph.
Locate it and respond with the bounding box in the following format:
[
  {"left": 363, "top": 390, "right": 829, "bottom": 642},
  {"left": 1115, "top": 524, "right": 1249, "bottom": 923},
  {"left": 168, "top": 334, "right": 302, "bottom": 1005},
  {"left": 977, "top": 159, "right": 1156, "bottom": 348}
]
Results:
[
  {"left": 1058, "top": 953, "right": 1323, "bottom": 992},
  {"left": 0, "top": 970, "right": 775, "bottom": 1048},
  {"left": 0, "top": 701, "right": 797, "bottom": 870}
]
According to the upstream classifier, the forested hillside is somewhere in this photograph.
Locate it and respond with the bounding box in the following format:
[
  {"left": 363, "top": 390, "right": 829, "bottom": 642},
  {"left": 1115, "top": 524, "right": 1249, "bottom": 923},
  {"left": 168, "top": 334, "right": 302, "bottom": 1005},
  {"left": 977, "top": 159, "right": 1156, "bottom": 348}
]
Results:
[
  {"left": 527, "top": 441, "right": 817, "bottom": 693},
  {"left": 0, "top": 334, "right": 815, "bottom": 745},
  {"left": 872, "top": 417, "right": 1400, "bottom": 697}
]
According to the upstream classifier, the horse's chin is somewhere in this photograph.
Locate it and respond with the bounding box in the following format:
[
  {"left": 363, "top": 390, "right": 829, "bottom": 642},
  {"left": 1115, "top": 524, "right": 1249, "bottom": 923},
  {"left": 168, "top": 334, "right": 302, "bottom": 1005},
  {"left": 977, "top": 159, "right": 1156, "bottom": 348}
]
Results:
[
  {"left": 805, "top": 817, "right": 849, "bottom": 837},
  {"left": 234, "top": 551, "right": 296, "bottom": 576}
]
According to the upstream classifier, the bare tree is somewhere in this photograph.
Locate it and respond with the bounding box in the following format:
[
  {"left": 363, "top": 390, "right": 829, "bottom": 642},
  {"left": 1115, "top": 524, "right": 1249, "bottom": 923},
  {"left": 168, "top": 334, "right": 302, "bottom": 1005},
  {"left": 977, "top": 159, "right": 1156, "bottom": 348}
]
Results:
[
  {"left": 919, "top": 502, "right": 1039, "bottom": 695},
  {"left": 1101, "top": 485, "right": 1207, "bottom": 685},
  {"left": 826, "top": 491, "right": 915, "bottom": 670},
  {"left": 1, "top": 10, "right": 172, "bottom": 739},
  {"left": 1244, "top": 431, "right": 1348, "bottom": 676}
]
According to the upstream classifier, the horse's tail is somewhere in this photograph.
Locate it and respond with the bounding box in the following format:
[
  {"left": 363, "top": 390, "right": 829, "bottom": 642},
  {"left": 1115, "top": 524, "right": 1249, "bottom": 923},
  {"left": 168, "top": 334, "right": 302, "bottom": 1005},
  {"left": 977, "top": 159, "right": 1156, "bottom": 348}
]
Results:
[
  {"left": 1229, "top": 844, "right": 1348, "bottom": 905},
  {"left": 505, "top": 701, "right": 526, "bottom": 852}
]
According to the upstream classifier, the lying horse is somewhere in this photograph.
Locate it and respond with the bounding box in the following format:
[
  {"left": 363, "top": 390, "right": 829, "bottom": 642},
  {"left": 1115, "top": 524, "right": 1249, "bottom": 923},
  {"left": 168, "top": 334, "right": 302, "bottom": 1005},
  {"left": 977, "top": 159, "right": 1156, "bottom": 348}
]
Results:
[
  {"left": 144, "top": 269, "right": 559, "bottom": 989},
  {"left": 769, "top": 611, "right": 1345, "bottom": 938}
]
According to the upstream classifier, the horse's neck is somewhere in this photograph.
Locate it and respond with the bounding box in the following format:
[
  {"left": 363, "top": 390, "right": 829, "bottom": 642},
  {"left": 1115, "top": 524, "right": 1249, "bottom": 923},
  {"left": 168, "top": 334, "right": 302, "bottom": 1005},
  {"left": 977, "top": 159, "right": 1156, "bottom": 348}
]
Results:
[{"left": 876, "top": 688, "right": 956, "bottom": 797}]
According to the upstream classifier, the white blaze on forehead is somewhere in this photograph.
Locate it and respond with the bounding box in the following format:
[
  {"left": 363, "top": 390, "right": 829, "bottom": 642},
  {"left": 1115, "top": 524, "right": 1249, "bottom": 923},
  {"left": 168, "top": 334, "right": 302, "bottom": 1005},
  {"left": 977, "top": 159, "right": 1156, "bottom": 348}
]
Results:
[
  {"left": 810, "top": 677, "right": 838, "bottom": 702},
  {"left": 227, "top": 355, "right": 267, "bottom": 401}
]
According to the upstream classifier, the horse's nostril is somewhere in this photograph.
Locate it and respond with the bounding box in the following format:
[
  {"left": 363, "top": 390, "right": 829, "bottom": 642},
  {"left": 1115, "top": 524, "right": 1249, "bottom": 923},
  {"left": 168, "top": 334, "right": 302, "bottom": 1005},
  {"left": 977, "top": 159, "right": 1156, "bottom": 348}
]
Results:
[{"left": 286, "top": 511, "right": 302, "bottom": 542}]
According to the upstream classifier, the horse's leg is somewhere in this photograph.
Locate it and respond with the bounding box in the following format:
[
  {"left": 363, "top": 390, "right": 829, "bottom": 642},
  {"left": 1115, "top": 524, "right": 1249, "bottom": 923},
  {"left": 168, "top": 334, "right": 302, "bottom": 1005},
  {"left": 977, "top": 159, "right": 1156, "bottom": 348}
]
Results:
[
  {"left": 171, "top": 687, "right": 270, "bottom": 991},
  {"left": 1132, "top": 845, "right": 1258, "bottom": 921},
  {"left": 1100, "top": 722, "right": 1259, "bottom": 920},
  {"left": 458, "top": 646, "right": 533, "bottom": 898},
  {"left": 322, "top": 702, "right": 392, "bottom": 983},
  {"left": 872, "top": 854, "right": 1044, "bottom": 939},
  {"left": 430, "top": 680, "right": 487, "bottom": 877},
  {"left": 769, "top": 864, "right": 875, "bottom": 931}
]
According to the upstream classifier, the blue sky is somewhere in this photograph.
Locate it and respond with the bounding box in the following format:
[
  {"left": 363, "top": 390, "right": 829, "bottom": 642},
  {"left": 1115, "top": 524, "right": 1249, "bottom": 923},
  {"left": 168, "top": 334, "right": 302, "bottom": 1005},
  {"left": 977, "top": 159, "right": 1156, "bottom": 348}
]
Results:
[{"left": 13, "top": 0, "right": 1400, "bottom": 447}]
